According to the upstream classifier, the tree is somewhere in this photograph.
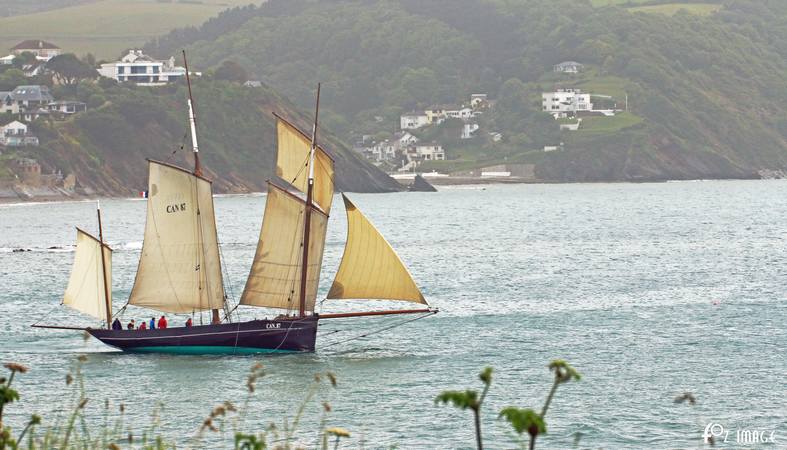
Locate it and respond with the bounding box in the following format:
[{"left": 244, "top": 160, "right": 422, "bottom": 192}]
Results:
[
  {"left": 47, "top": 54, "right": 98, "bottom": 86},
  {"left": 213, "top": 60, "right": 248, "bottom": 82},
  {"left": 11, "top": 51, "right": 36, "bottom": 68}
]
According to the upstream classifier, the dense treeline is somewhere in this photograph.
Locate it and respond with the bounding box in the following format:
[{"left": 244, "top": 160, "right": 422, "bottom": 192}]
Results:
[{"left": 142, "top": 0, "right": 787, "bottom": 180}]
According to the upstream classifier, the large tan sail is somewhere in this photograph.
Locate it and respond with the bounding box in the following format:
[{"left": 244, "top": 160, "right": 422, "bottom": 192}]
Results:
[
  {"left": 275, "top": 116, "right": 335, "bottom": 214},
  {"left": 240, "top": 183, "right": 328, "bottom": 312},
  {"left": 327, "top": 195, "right": 427, "bottom": 304},
  {"left": 128, "top": 160, "right": 225, "bottom": 313},
  {"left": 63, "top": 228, "right": 112, "bottom": 320}
]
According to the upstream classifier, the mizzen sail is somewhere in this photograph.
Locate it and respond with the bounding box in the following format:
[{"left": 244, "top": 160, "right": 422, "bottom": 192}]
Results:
[
  {"left": 327, "top": 194, "right": 427, "bottom": 304},
  {"left": 63, "top": 228, "right": 112, "bottom": 320},
  {"left": 128, "top": 160, "right": 225, "bottom": 313},
  {"left": 240, "top": 183, "right": 328, "bottom": 312},
  {"left": 275, "top": 116, "right": 334, "bottom": 214}
]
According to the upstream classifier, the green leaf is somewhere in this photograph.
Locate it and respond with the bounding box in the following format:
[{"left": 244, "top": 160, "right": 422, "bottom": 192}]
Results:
[
  {"left": 548, "top": 360, "right": 581, "bottom": 383},
  {"left": 434, "top": 390, "right": 478, "bottom": 410},
  {"left": 479, "top": 367, "right": 493, "bottom": 386},
  {"left": 498, "top": 407, "right": 546, "bottom": 436}
]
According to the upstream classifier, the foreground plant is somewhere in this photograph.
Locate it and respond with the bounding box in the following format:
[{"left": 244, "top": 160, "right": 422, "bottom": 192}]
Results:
[
  {"left": 435, "top": 367, "right": 493, "bottom": 450},
  {"left": 499, "top": 360, "right": 581, "bottom": 450},
  {"left": 436, "top": 360, "right": 581, "bottom": 450},
  {"left": 0, "top": 362, "right": 39, "bottom": 450}
]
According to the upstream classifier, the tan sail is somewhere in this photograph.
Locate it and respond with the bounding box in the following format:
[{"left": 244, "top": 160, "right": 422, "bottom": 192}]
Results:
[
  {"left": 128, "top": 160, "right": 225, "bottom": 313},
  {"left": 63, "top": 228, "right": 112, "bottom": 320},
  {"left": 240, "top": 183, "right": 328, "bottom": 312},
  {"left": 327, "top": 195, "right": 427, "bottom": 304},
  {"left": 274, "top": 116, "right": 335, "bottom": 214}
]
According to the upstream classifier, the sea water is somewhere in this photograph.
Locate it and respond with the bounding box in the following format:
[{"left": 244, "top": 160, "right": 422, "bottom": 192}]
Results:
[{"left": 0, "top": 181, "right": 785, "bottom": 448}]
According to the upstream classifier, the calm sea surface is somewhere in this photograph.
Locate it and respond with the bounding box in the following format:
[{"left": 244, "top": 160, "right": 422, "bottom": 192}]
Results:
[{"left": 1, "top": 181, "right": 785, "bottom": 448}]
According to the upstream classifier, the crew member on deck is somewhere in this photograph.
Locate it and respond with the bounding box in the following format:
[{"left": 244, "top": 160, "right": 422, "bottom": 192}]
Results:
[
  {"left": 158, "top": 316, "right": 168, "bottom": 329},
  {"left": 127, "top": 319, "right": 135, "bottom": 330},
  {"left": 138, "top": 321, "right": 146, "bottom": 330},
  {"left": 112, "top": 318, "right": 122, "bottom": 330},
  {"left": 149, "top": 317, "right": 156, "bottom": 330},
  {"left": 185, "top": 317, "right": 193, "bottom": 327}
]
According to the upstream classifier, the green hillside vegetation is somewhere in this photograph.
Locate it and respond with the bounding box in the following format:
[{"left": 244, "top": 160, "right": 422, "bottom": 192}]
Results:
[
  {"left": 141, "top": 0, "right": 787, "bottom": 181},
  {"left": 629, "top": 3, "right": 723, "bottom": 15},
  {"left": 0, "top": 0, "right": 262, "bottom": 59},
  {"left": 0, "top": 76, "right": 400, "bottom": 195}
]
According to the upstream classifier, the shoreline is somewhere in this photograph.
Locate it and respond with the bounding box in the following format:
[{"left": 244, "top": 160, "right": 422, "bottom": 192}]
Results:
[{"left": 0, "top": 176, "right": 776, "bottom": 205}]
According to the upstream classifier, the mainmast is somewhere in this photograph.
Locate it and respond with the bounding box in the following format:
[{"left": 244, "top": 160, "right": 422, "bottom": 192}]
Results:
[
  {"left": 96, "top": 200, "right": 112, "bottom": 329},
  {"left": 182, "top": 50, "right": 202, "bottom": 177},
  {"left": 182, "top": 50, "right": 220, "bottom": 323},
  {"left": 298, "top": 83, "right": 321, "bottom": 317}
]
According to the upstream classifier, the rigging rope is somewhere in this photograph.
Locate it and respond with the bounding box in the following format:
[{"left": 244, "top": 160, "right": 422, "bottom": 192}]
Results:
[{"left": 318, "top": 311, "right": 436, "bottom": 350}]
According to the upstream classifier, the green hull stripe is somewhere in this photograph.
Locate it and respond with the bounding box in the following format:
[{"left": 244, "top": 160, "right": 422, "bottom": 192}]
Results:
[{"left": 125, "top": 346, "right": 298, "bottom": 355}]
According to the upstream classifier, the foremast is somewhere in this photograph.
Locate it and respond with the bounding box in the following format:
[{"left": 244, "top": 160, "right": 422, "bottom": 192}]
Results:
[
  {"left": 298, "top": 83, "right": 321, "bottom": 318},
  {"left": 96, "top": 201, "right": 112, "bottom": 329},
  {"left": 183, "top": 50, "right": 221, "bottom": 324}
]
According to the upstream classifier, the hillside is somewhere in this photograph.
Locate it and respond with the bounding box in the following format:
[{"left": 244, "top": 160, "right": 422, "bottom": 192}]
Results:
[
  {"left": 144, "top": 0, "right": 787, "bottom": 182},
  {"left": 0, "top": 0, "right": 262, "bottom": 59},
  {"left": 0, "top": 79, "right": 402, "bottom": 198}
]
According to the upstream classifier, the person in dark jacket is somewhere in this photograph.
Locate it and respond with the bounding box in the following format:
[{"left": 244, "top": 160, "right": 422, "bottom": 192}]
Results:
[
  {"left": 149, "top": 317, "right": 156, "bottom": 330},
  {"left": 185, "top": 317, "right": 193, "bottom": 327},
  {"left": 126, "top": 319, "right": 135, "bottom": 330},
  {"left": 112, "top": 318, "right": 122, "bottom": 330}
]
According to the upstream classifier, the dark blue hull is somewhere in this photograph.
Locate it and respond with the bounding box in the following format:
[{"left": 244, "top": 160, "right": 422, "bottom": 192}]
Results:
[{"left": 88, "top": 317, "right": 318, "bottom": 354}]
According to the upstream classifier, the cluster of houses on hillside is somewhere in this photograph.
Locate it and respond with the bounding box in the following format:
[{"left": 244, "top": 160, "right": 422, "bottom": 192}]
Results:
[
  {"left": 2, "top": 39, "right": 188, "bottom": 87},
  {"left": 0, "top": 40, "right": 63, "bottom": 76},
  {"left": 354, "top": 131, "right": 445, "bottom": 172},
  {"left": 355, "top": 94, "right": 490, "bottom": 171},
  {"left": 0, "top": 84, "right": 89, "bottom": 147}
]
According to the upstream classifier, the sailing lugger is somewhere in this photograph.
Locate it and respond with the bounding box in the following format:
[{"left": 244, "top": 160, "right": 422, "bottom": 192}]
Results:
[{"left": 33, "top": 54, "right": 437, "bottom": 354}]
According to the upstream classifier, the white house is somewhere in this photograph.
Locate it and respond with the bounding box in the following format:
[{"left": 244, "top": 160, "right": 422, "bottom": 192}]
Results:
[
  {"left": 553, "top": 61, "right": 584, "bottom": 74},
  {"left": 461, "top": 123, "right": 479, "bottom": 139},
  {"left": 11, "top": 40, "right": 61, "bottom": 61},
  {"left": 98, "top": 50, "right": 186, "bottom": 86},
  {"left": 542, "top": 89, "right": 592, "bottom": 118},
  {"left": 400, "top": 111, "right": 429, "bottom": 130},
  {"left": 394, "top": 131, "right": 419, "bottom": 147},
  {"left": 415, "top": 143, "right": 445, "bottom": 161},
  {"left": 0, "top": 55, "right": 15, "bottom": 65},
  {"left": 371, "top": 140, "right": 397, "bottom": 162},
  {"left": 0, "top": 120, "right": 38, "bottom": 146},
  {"left": 445, "top": 107, "right": 474, "bottom": 120}
]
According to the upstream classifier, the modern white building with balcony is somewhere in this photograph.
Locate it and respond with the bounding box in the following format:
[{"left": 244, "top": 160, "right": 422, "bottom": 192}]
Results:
[
  {"left": 98, "top": 50, "right": 186, "bottom": 86},
  {"left": 542, "top": 88, "right": 593, "bottom": 118}
]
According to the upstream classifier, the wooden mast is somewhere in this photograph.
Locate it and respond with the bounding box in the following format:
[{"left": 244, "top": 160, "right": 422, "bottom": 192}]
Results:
[
  {"left": 183, "top": 50, "right": 220, "bottom": 324},
  {"left": 96, "top": 201, "right": 112, "bottom": 329},
  {"left": 298, "top": 83, "right": 320, "bottom": 318},
  {"left": 182, "top": 50, "right": 202, "bottom": 177}
]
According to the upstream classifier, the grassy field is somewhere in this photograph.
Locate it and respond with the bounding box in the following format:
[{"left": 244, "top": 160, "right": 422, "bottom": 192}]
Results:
[
  {"left": 628, "top": 3, "right": 722, "bottom": 16},
  {"left": 577, "top": 111, "right": 644, "bottom": 134},
  {"left": 574, "top": 75, "right": 631, "bottom": 103},
  {"left": 0, "top": 0, "right": 262, "bottom": 59}
]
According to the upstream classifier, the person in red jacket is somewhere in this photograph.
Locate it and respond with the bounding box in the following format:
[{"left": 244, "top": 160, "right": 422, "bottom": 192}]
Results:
[
  {"left": 157, "top": 315, "right": 168, "bottom": 329},
  {"left": 138, "top": 321, "right": 147, "bottom": 330},
  {"left": 185, "top": 317, "right": 193, "bottom": 327}
]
